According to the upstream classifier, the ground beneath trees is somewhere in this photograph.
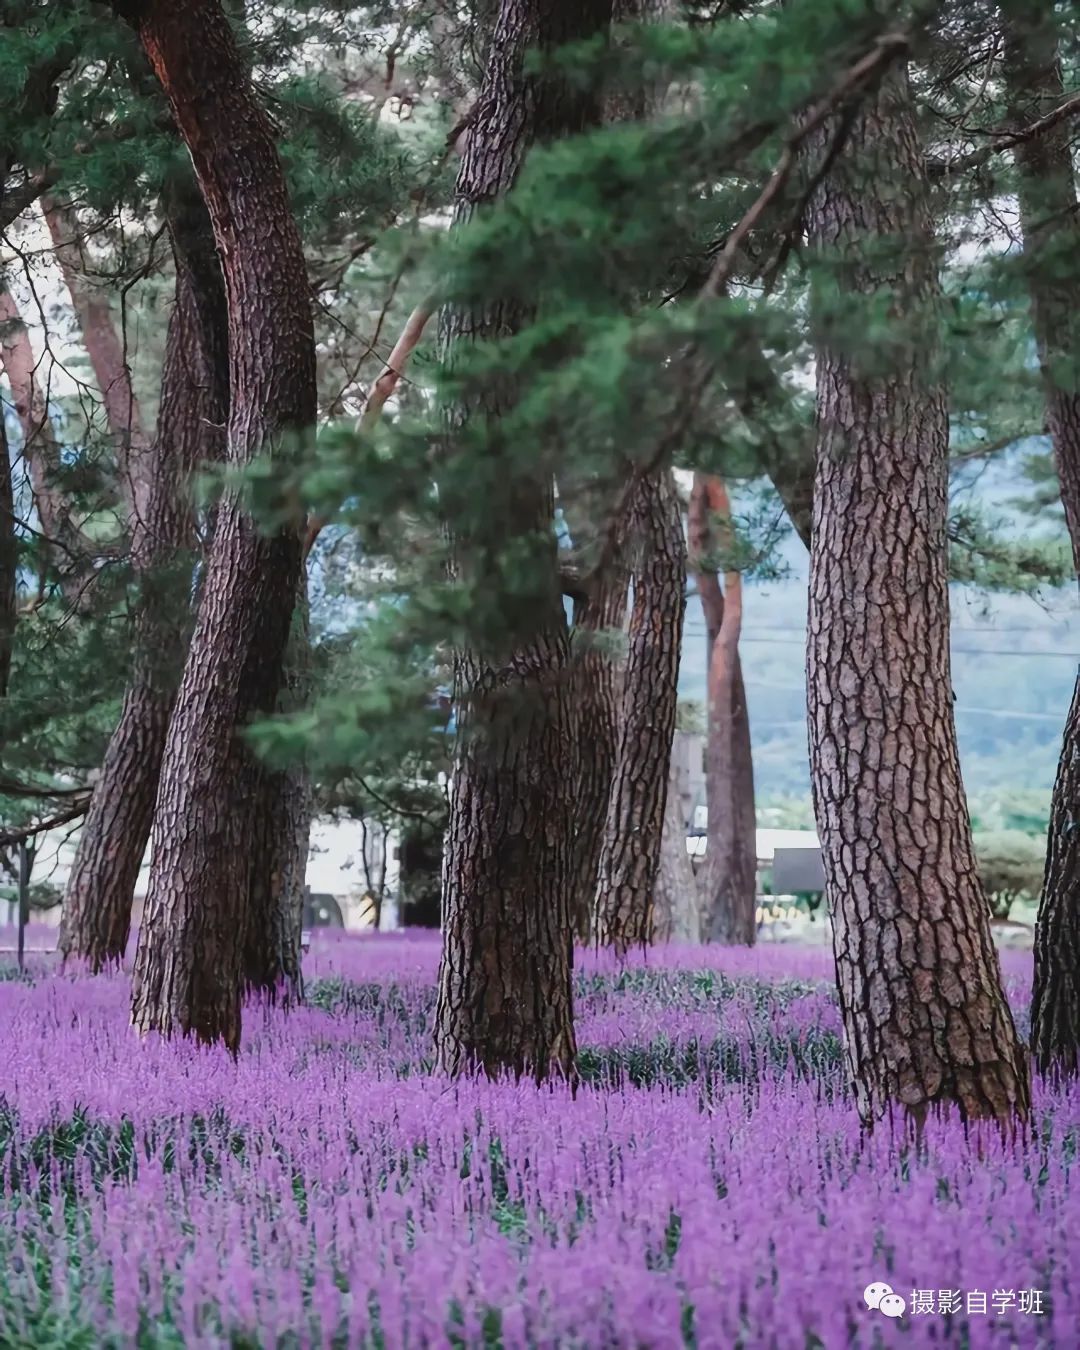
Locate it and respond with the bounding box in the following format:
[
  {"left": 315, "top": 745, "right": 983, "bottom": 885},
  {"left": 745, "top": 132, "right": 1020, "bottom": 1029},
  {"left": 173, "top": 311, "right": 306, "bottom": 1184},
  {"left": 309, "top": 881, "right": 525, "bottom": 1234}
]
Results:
[{"left": 0, "top": 933, "right": 1072, "bottom": 1348}]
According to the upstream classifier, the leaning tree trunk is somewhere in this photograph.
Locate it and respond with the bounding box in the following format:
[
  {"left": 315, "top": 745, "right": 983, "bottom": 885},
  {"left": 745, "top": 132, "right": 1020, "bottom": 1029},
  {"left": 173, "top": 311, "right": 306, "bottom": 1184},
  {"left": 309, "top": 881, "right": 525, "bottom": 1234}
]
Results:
[
  {"left": 806, "top": 66, "right": 1029, "bottom": 1127},
  {"left": 0, "top": 280, "right": 95, "bottom": 601},
  {"left": 42, "top": 195, "right": 152, "bottom": 523},
  {"left": 123, "top": 0, "right": 316, "bottom": 1051},
  {"left": 595, "top": 468, "right": 686, "bottom": 954},
  {"left": 58, "top": 176, "right": 228, "bottom": 972},
  {"left": 1002, "top": 5, "right": 1080, "bottom": 1076},
  {"left": 433, "top": 0, "right": 612, "bottom": 1081},
  {"left": 689, "top": 473, "right": 757, "bottom": 946}
]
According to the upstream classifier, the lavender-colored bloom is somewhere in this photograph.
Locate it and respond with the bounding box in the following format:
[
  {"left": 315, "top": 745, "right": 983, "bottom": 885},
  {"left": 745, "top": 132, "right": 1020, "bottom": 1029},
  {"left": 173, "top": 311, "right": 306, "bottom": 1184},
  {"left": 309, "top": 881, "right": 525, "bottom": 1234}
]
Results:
[{"left": 0, "top": 928, "right": 1070, "bottom": 1347}]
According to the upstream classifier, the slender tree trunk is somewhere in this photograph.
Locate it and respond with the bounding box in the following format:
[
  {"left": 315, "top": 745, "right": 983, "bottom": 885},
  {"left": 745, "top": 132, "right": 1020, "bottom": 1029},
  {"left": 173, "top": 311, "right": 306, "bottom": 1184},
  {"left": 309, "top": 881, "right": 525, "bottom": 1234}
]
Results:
[
  {"left": 58, "top": 179, "right": 228, "bottom": 971},
  {"left": 122, "top": 0, "right": 316, "bottom": 1051},
  {"left": 806, "top": 67, "right": 1029, "bottom": 1126},
  {"left": 433, "top": 0, "right": 612, "bottom": 1081},
  {"left": 41, "top": 195, "right": 152, "bottom": 524},
  {"left": 689, "top": 473, "right": 757, "bottom": 945},
  {"left": 595, "top": 468, "right": 686, "bottom": 953},
  {"left": 560, "top": 0, "right": 671, "bottom": 946},
  {"left": 653, "top": 749, "right": 700, "bottom": 943},
  {"left": 567, "top": 565, "right": 628, "bottom": 940},
  {"left": 243, "top": 574, "right": 311, "bottom": 1004},
  {"left": 1002, "top": 6, "right": 1080, "bottom": 1076},
  {"left": 0, "top": 414, "right": 14, "bottom": 700},
  {"left": 0, "top": 280, "right": 94, "bottom": 599}
]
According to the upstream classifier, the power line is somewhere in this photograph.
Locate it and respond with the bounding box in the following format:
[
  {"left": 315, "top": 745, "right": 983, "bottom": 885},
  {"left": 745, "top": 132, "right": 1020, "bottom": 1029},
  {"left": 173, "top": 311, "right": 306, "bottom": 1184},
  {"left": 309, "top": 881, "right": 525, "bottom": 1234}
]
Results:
[{"left": 726, "top": 633, "right": 1080, "bottom": 659}]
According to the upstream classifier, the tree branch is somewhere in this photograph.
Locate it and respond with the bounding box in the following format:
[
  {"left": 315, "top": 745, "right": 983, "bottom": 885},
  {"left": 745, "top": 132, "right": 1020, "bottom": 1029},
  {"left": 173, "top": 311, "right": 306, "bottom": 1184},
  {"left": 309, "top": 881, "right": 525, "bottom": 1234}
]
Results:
[
  {"left": 0, "top": 800, "right": 89, "bottom": 848},
  {"left": 304, "top": 300, "right": 434, "bottom": 557},
  {"left": 929, "top": 91, "right": 1080, "bottom": 178}
]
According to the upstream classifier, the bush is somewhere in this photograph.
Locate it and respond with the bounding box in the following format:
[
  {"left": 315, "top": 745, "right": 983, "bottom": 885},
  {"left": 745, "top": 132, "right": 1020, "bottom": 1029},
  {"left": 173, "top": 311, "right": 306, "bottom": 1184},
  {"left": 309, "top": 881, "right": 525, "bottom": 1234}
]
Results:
[{"left": 973, "top": 829, "right": 1046, "bottom": 921}]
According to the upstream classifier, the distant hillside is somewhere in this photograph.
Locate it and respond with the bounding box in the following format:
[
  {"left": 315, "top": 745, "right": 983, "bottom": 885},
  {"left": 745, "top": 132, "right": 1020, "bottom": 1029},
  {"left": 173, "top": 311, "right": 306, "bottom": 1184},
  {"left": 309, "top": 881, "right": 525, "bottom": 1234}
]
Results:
[{"left": 681, "top": 445, "right": 1077, "bottom": 798}]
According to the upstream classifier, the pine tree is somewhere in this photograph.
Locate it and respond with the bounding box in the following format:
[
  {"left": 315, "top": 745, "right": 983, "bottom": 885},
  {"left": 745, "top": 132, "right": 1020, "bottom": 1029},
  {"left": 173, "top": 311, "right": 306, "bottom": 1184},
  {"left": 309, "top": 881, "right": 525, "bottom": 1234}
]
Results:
[
  {"left": 688, "top": 473, "right": 756, "bottom": 946},
  {"left": 999, "top": 1, "right": 1080, "bottom": 1077},
  {"left": 805, "top": 59, "right": 1029, "bottom": 1126},
  {"left": 59, "top": 173, "right": 228, "bottom": 971},
  {"left": 118, "top": 0, "right": 317, "bottom": 1050},
  {"left": 433, "top": 0, "right": 613, "bottom": 1080}
]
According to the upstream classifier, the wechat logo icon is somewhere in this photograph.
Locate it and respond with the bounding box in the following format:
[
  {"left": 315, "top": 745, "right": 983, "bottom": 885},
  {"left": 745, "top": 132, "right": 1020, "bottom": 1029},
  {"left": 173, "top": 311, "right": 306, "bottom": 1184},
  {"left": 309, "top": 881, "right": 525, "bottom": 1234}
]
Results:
[{"left": 865, "top": 1282, "right": 907, "bottom": 1319}]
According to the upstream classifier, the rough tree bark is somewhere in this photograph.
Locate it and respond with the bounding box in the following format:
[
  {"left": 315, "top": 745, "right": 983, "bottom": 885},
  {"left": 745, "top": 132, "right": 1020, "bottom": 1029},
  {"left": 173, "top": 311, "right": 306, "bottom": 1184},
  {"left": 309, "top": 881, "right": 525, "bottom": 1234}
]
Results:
[
  {"left": 433, "top": 0, "right": 612, "bottom": 1080},
  {"left": 566, "top": 563, "right": 628, "bottom": 941},
  {"left": 242, "top": 575, "right": 312, "bottom": 1004},
  {"left": 806, "top": 66, "right": 1029, "bottom": 1126},
  {"left": 594, "top": 468, "right": 686, "bottom": 953},
  {"left": 689, "top": 473, "right": 757, "bottom": 946},
  {"left": 561, "top": 0, "right": 671, "bottom": 945},
  {"left": 1002, "top": 6, "right": 1080, "bottom": 1076},
  {"left": 122, "top": 0, "right": 316, "bottom": 1051},
  {"left": 58, "top": 177, "right": 227, "bottom": 971}
]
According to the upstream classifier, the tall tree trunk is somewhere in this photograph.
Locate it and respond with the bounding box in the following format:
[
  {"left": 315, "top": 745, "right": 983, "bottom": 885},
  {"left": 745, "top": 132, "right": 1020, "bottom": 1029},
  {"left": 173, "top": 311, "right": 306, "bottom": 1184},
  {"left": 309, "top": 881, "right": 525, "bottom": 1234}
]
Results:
[
  {"left": 433, "top": 0, "right": 611, "bottom": 1081},
  {"left": 0, "top": 280, "right": 94, "bottom": 600},
  {"left": 595, "top": 468, "right": 686, "bottom": 953},
  {"left": 1002, "top": 6, "right": 1080, "bottom": 1076},
  {"left": 243, "top": 574, "right": 312, "bottom": 1004},
  {"left": 58, "top": 178, "right": 228, "bottom": 971},
  {"left": 652, "top": 748, "right": 700, "bottom": 943},
  {"left": 0, "top": 413, "right": 14, "bottom": 700},
  {"left": 122, "top": 0, "right": 316, "bottom": 1051},
  {"left": 41, "top": 195, "right": 152, "bottom": 524},
  {"left": 567, "top": 564, "right": 628, "bottom": 941},
  {"left": 689, "top": 473, "right": 757, "bottom": 946},
  {"left": 561, "top": 0, "right": 671, "bottom": 945},
  {"left": 806, "top": 67, "right": 1029, "bottom": 1126}
]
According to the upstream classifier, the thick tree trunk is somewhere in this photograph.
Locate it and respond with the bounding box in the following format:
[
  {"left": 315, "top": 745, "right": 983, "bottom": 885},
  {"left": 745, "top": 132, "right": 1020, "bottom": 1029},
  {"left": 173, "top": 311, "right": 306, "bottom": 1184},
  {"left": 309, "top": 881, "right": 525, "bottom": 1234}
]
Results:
[
  {"left": 59, "top": 179, "right": 228, "bottom": 971},
  {"left": 433, "top": 0, "right": 611, "bottom": 1081},
  {"left": 1002, "top": 7, "right": 1080, "bottom": 1076},
  {"left": 806, "top": 67, "right": 1029, "bottom": 1126},
  {"left": 123, "top": 0, "right": 316, "bottom": 1051},
  {"left": 595, "top": 468, "right": 686, "bottom": 953},
  {"left": 567, "top": 565, "right": 628, "bottom": 941},
  {"left": 652, "top": 751, "right": 700, "bottom": 944},
  {"left": 0, "top": 281, "right": 93, "bottom": 599},
  {"left": 42, "top": 195, "right": 152, "bottom": 524},
  {"left": 689, "top": 474, "right": 757, "bottom": 946}
]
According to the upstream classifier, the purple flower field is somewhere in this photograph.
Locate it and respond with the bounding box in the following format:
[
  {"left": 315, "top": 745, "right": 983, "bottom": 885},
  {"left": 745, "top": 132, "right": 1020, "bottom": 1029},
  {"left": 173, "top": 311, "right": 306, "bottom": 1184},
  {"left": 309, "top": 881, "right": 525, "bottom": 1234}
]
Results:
[{"left": 0, "top": 931, "right": 1074, "bottom": 1348}]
